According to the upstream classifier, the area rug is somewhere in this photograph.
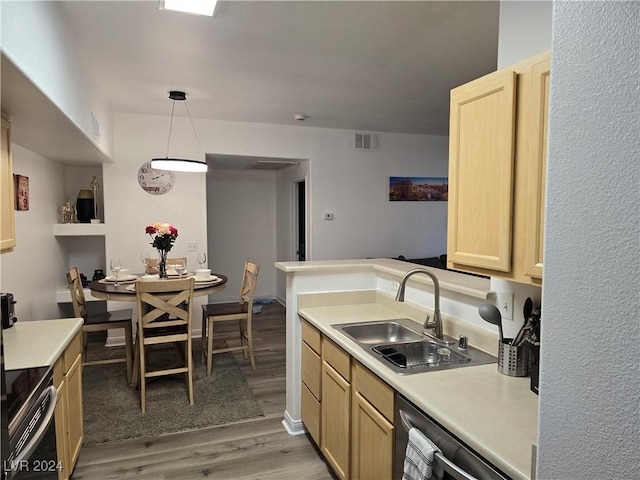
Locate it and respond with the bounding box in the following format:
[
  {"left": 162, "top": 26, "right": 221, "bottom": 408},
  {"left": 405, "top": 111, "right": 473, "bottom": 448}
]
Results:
[{"left": 82, "top": 340, "right": 264, "bottom": 446}]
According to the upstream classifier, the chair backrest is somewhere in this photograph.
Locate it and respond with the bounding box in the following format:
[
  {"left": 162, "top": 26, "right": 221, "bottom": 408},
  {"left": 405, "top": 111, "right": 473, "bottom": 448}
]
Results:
[
  {"left": 145, "top": 257, "right": 187, "bottom": 274},
  {"left": 66, "top": 267, "right": 88, "bottom": 320},
  {"left": 239, "top": 261, "right": 259, "bottom": 306},
  {"left": 136, "top": 277, "right": 195, "bottom": 334}
]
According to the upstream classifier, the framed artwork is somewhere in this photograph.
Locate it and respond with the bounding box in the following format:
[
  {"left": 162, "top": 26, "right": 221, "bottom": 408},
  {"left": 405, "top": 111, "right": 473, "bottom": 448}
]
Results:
[
  {"left": 14, "top": 174, "right": 29, "bottom": 211},
  {"left": 389, "top": 177, "right": 448, "bottom": 201}
]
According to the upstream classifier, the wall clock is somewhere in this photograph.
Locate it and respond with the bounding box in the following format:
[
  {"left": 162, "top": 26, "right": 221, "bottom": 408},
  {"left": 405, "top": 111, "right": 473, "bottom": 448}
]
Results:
[{"left": 137, "top": 161, "right": 175, "bottom": 195}]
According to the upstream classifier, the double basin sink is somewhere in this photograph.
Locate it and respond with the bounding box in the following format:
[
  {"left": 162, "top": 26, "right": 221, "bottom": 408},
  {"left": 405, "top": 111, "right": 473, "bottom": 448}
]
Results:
[{"left": 332, "top": 318, "right": 496, "bottom": 375}]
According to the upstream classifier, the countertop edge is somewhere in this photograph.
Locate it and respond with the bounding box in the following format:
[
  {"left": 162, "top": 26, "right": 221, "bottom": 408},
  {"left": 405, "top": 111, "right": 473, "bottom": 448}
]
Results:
[{"left": 4, "top": 318, "right": 84, "bottom": 370}]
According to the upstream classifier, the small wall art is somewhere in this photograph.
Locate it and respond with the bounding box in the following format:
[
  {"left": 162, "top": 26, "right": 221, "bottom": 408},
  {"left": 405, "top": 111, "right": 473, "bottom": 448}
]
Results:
[
  {"left": 14, "top": 174, "right": 29, "bottom": 211},
  {"left": 389, "top": 177, "right": 448, "bottom": 201}
]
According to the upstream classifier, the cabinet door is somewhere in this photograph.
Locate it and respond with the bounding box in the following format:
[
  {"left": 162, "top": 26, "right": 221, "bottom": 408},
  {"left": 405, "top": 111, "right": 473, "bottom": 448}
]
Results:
[
  {"left": 525, "top": 57, "right": 551, "bottom": 279},
  {"left": 54, "top": 380, "right": 70, "bottom": 480},
  {"left": 1, "top": 117, "right": 16, "bottom": 251},
  {"left": 448, "top": 69, "right": 517, "bottom": 272},
  {"left": 65, "top": 354, "right": 83, "bottom": 471},
  {"left": 301, "top": 383, "right": 321, "bottom": 446},
  {"left": 321, "top": 361, "right": 351, "bottom": 480},
  {"left": 351, "top": 391, "right": 394, "bottom": 480}
]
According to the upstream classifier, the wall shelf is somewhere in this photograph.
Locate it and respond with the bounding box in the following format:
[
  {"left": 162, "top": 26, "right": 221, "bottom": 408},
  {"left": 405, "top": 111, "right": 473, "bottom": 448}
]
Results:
[{"left": 53, "top": 223, "right": 105, "bottom": 236}]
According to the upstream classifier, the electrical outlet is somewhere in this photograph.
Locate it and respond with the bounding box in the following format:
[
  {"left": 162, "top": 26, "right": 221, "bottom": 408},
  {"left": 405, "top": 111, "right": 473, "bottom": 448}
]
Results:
[
  {"left": 187, "top": 241, "right": 198, "bottom": 252},
  {"left": 497, "top": 292, "right": 514, "bottom": 321}
]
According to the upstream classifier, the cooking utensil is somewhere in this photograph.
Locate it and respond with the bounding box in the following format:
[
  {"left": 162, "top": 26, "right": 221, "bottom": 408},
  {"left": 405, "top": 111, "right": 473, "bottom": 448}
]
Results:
[
  {"left": 513, "top": 297, "right": 533, "bottom": 346},
  {"left": 479, "top": 303, "right": 504, "bottom": 343}
]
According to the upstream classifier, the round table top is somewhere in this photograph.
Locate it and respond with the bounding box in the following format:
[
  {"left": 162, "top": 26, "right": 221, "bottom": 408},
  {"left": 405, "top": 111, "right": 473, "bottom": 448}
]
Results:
[{"left": 88, "top": 273, "right": 228, "bottom": 302}]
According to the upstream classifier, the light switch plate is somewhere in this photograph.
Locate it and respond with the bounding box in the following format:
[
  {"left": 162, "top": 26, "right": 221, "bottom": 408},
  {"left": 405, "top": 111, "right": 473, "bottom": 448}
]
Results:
[{"left": 497, "top": 292, "right": 514, "bottom": 321}]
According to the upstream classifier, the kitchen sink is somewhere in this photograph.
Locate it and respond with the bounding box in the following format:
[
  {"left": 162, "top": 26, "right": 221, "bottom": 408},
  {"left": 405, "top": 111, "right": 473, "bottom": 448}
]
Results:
[
  {"left": 338, "top": 321, "right": 423, "bottom": 344},
  {"left": 332, "top": 318, "right": 497, "bottom": 375}
]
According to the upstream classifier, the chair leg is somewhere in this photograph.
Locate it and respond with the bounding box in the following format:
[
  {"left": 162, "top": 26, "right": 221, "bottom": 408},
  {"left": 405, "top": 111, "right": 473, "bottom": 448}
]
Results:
[
  {"left": 247, "top": 325, "right": 256, "bottom": 371},
  {"left": 139, "top": 342, "right": 147, "bottom": 414},
  {"left": 124, "top": 324, "right": 133, "bottom": 385},
  {"left": 186, "top": 338, "right": 194, "bottom": 405},
  {"left": 206, "top": 318, "right": 214, "bottom": 377},
  {"left": 201, "top": 309, "right": 206, "bottom": 364},
  {"left": 82, "top": 329, "right": 89, "bottom": 363}
]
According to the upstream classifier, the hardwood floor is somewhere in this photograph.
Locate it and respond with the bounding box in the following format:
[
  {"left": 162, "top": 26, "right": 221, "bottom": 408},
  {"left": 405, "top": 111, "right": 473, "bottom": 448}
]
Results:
[{"left": 72, "top": 302, "right": 334, "bottom": 479}]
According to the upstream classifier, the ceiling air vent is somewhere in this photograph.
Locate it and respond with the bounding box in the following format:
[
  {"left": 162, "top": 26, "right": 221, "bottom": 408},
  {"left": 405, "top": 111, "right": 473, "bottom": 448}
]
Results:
[
  {"left": 245, "top": 160, "right": 300, "bottom": 170},
  {"left": 354, "top": 131, "right": 381, "bottom": 151}
]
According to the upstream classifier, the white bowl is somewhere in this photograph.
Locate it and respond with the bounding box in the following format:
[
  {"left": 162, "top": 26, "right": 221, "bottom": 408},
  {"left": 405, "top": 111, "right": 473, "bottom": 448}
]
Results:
[
  {"left": 195, "top": 269, "right": 211, "bottom": 280},
  {"left": 140, "top": 274, "right": 159, "bottom": 282}
]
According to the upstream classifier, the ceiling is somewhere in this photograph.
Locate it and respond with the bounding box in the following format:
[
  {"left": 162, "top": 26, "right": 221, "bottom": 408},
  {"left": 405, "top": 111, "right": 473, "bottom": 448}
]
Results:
[{"left": 57, "top": 0, "right": 500, "bottom": 137}]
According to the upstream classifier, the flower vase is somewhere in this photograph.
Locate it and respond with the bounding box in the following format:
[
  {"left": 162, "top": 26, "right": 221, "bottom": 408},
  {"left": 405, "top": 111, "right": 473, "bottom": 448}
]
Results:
[{"left": 157, "top": 250, "right": 168, "bottom": 279}]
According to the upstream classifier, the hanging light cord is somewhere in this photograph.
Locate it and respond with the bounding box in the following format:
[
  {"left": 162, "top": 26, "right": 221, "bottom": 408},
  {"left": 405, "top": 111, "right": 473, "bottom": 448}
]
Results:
[
  {"left": 184, "top": 100, "right": 206, "bottom": 158},
  {"left": 164, "top": 99, "right": 177, "bottom": 158},
  {"left": 163, "top": 97, "right": 205, "bottom": 159}
]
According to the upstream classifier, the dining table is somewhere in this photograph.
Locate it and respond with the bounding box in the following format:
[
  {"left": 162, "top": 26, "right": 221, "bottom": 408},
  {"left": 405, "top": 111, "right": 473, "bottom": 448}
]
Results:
[{"left": 88, "top": 273, "right": 228, "bottom": 301}]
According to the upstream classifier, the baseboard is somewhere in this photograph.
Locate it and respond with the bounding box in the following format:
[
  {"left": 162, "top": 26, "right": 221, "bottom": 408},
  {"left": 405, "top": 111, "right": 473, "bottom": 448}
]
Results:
[{"left": 282, "top": 410, "right": 306, "bottom": 436}]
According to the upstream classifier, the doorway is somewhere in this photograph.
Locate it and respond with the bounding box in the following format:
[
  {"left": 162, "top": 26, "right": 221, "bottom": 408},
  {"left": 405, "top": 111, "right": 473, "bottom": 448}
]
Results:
[{"left": 293, "top": 179, "right": 306, "bottom": 261}]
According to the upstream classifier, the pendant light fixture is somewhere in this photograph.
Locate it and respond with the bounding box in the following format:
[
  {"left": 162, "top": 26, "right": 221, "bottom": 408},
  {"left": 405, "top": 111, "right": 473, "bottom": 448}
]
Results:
[{"left": 151, "top": 90, "right": 208, "bottom": 173}]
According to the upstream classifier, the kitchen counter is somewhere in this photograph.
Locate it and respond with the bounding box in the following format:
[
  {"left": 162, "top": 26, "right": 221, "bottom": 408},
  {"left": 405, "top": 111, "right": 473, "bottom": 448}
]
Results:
[
  {"left": 3, "top": 318, "right": 84, "bottom": 370},
  {"left": 299, "top": 301, "right": 538, "bottom": 480}
]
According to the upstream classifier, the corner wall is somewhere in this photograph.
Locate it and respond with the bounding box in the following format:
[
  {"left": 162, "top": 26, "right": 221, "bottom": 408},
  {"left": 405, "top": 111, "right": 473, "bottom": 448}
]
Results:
[{"left": 538, "top": 2, "right": 639, "bottom": 478}]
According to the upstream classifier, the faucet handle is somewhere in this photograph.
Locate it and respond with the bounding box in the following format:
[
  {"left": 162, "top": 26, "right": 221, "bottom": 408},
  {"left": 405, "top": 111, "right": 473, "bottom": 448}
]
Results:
[{"left": 458, "top": 335, "right": 468, "bottom": 350}]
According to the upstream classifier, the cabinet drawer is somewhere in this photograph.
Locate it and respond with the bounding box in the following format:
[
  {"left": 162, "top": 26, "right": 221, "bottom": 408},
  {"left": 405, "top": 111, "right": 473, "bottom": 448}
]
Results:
[
  {"left": 353, "top": 362, "right": 394, "bottom": 421},
  {"left": 301, "top": 383, "right": 321, "bottom": 446},
  {"left": 323, "top": 338, "right": 350, "bottom": 381},
  {"left": 301, "top": 341, "right": 321, "bottom": 399},
  {"left": 301, "top": 319, "right": 321, "bottom": 354},
  {"left": 63, "top": 331, "right": 82, "bottom": 373}
]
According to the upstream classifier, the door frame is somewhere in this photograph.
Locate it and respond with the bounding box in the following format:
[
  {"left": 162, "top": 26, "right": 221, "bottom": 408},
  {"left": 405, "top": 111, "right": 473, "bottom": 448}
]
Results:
[{"left": 291, "top": 176, "right": 309, "bottom": 261}]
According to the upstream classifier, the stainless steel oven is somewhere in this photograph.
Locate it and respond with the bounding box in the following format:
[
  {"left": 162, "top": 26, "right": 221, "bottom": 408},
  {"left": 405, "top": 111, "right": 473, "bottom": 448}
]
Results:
[
  {"left": 2, "top": 328, "right": 59, "bottom": 480},
  {"left": 395, "top": 394, "right": 508, "bottom": 480}
]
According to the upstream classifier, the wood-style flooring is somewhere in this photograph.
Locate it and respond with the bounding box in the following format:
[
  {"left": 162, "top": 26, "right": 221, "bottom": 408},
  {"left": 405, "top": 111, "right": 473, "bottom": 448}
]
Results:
[{"left": 72, "top": 302, "right": 334, "bottom": 480}]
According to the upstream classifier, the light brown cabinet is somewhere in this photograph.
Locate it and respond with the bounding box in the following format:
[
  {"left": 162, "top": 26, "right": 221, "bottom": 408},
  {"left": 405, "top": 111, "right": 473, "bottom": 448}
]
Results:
[
  {"left": 447, "top": 51, "right": 550, "bottom": 285},
  {"left": 351, "top": 362, "right": 395, "bottom": 480},
  {"left": 300, "top": 319, "right": 395, "bottom": 480},
  {"left": 321, "top": 338, "right": 351, "bottom": 480},
  {"left": 1, "top": 116, "right": 16, "bottom": 251},
  {"left": 53, "top": 331, "right": 84, "bottom": 480},
  {"left": 301, "top": 321, "right": 322, "bottom": 445}
]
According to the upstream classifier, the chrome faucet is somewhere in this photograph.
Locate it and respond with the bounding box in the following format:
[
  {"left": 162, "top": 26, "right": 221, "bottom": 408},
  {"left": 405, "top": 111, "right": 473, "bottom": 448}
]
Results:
[{"left": 395, "top": 268, "right": 443, "bottom": 340}]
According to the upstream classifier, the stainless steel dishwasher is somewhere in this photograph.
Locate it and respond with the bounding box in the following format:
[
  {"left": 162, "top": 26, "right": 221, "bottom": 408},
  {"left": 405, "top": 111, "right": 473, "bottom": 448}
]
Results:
[{"left": 395, "top": 394, "right": 508, "bottom": 480}]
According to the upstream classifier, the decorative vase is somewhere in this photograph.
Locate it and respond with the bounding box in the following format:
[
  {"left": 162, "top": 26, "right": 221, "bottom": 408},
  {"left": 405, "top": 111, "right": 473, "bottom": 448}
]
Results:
[
  {"left": 76, "top": 189, "right": 95, "bottom": 223},
  {"left": 157, "top": 249, "right": 168, "bottom": 279}
]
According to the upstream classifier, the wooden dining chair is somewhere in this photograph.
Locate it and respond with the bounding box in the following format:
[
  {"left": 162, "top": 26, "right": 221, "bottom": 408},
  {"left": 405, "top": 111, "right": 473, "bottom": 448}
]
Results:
[
  {"left": 145, "top": 257, "right": 187, "bottom": 274},
  {"left": 67, "top": 267, "right": 134, "bottom": 384},
  {"left": 201, "top": 261, "right": 259, "bottom": 376},
  {"left": 134, "top": 277, "right": 195, "bottom": 414}
]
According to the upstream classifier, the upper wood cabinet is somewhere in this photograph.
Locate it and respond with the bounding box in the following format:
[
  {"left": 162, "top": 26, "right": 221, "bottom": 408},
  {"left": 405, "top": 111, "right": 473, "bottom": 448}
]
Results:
[
  {"left": 1, "top": 117, "right": 16, "bottom": 251},
  {"left": 447, "top": 51, "right": 550, "bottom": 286}
]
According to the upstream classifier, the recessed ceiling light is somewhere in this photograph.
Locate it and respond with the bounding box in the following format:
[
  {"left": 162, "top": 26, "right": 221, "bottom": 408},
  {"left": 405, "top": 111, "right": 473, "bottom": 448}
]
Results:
[{"left": 160, "top": 0, "right": 218, "bottom": 17}]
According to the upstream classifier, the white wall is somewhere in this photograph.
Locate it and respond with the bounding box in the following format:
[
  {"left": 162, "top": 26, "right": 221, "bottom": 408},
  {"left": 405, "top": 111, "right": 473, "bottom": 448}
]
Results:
[
  {"left": 115, "top": 113, "right": 449, "bottom": 299},
  {"left": 1, "top": 1, "right": 113, "bottom": 158},
  {"left": 538, "top": 2, "right": 638, "bottom": 479},
  {"left": 0, "top": 144, "right": 67, "bottom": 321},
  {"left": 498, "top": 1, "right": 552, "bottom": 68}
]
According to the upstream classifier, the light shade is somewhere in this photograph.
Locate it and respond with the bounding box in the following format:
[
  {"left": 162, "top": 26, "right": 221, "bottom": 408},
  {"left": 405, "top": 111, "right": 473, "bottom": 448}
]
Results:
[
  {"left": 152, "top": 158, "right": 208, "bottom": 173},
  {"left": 161, "top": 0, "right": 217, "bottom": 17}
]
